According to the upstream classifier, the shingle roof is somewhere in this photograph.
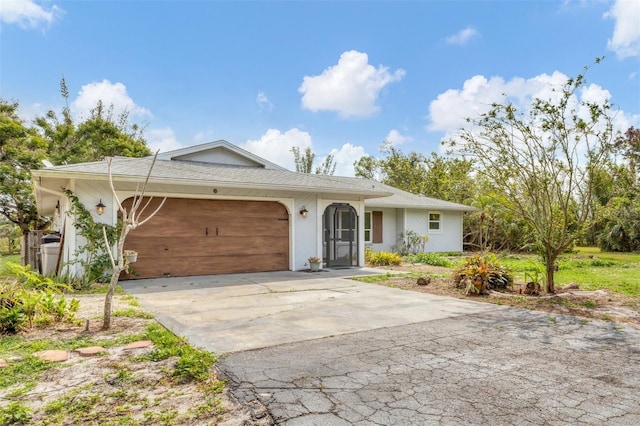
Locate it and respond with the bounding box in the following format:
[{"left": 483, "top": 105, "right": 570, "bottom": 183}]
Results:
[
  {"left": 33, "top": 156, "right": 393, "bottom": 197},
  {"left": 33, "top": 153, "right": 476, "bottom": 211},
  {"left": 364, "top": 181, "right": 476, "bottom": 211}
]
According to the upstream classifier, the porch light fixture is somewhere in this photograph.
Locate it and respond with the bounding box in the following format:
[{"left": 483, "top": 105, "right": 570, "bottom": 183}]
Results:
[
  {"left": 96, "top": 199, "right": 106, "bottom": 215},
  {"left": 299, "top": 206, "right": 308, "bottom": 218}
]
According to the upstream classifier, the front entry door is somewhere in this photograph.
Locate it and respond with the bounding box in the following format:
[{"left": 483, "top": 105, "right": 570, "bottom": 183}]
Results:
[{"left": 323, "top": 204, "right": 358, "bottom": 268}]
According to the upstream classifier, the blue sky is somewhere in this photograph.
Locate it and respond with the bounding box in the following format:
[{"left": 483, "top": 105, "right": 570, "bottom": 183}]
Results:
[{"left": 1, "top": 0, "right": 639, "bottom": 175}]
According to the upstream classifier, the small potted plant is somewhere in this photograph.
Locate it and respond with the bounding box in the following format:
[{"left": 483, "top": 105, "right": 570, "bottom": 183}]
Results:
[
  {"left": 308, "top": 256, "right": 322, "bottom": 272},
  {"left": 124, "top": 250, "right": 138, "bottom": 263}
]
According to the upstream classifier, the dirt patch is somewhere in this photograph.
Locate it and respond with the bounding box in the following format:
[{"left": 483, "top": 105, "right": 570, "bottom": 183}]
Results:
[
  {"left": 374, "top": 264, "right": 640, "bottom": 327},
  {"left": 1, "top": 294, "right": 272, "bottom": 425}
]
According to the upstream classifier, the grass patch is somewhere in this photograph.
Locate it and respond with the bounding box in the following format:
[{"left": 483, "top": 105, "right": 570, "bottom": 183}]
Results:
[
  {"left": 0, "top": 401, "right": 32, "bottom": 425},
  {"left": 0, "top": 254, "right": 20, "bottom": 279},
  {"left": 497, "top": 247, "right": 640, "bottom": 298},
  {"left": 0, "top": 332, "right": 149, "bottom": 391},
  {"left": 1, "top": 321, "right": 224, "bottom": 425},
  {"left": 404, "top": 252, "right": 453, "bottom": 267},
  {"left": 354, "top": 271, "right": 439, "bottom": 284},
  {"left": 113, "top": 308, "right": 154, "bottom": 319},
  {"left": 354, "top": 272, "right": 404, "bottom": 283},
  {"left": 75, "top": 284, "right": 126, "bottom": 295}
]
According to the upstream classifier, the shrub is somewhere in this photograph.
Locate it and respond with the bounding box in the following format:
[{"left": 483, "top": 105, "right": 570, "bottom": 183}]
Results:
[
  {"left": 367, "top": 251, "right": 402, "bottom": 266},
  {"left": 364, "top": 248, "right": 374, "bottom": 263},
  {"left": 453, "top": 253, "right": 513, "bottom": 291},
  {"left": 405, "top": 252, "right": 452, "bottom": 267},
  {"left": 0, "top": 264, "right": 79, "bottom": 334},
  {"left": 397, "top": 231, "right": 429, "bottom": 255},
  {"left": 8, "top": 263, "right": 71, "bottom": 293}
]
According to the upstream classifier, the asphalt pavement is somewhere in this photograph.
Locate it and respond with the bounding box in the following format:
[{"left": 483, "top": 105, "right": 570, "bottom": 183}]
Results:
[
  {"left": 219, "top": 309, "right": 640, "bottom": 425},
  {"left": 123, "top": 271, "right": 640, "bottom": 425}
]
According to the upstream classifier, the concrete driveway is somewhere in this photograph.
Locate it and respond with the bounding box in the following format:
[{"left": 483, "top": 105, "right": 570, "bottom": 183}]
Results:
[
  {"left": 122, "top": 269, "right": 500, "bottom": 354},
  {"left": 124, "top": 270, "right": 640, "bottom": 424}
]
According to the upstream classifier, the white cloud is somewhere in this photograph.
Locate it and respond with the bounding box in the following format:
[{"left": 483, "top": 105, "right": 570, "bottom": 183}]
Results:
[
  {"left": 0, "top": 0, "right": 62, "bottom": 29},
  {"left": 428, "top": 71, "right": 571, "bottom": 137},
  {"left": 256, "top": 91, "right": 273, "bottom": 111},
  {"left": 146, "top": 128, "right": 183, "bottom": 153},
  {"left": 605, "top": 0, "right": 640, "bottom": 58},
  {"left": 324, "top": 143, "right": 368, "bottom": 177},
  {"left": 445, "top": 27, "right": 480, "bottom": 46},
  {"left": 193, "top": 130, "right": 217, "bottom": 144},
  {"left": 242, "top": 128, "right": 313, "bottom": 170},
  {"left": 385, "top": 129, "right": 412, "bottom": 146},
  {"left": 428, "top": 70, "right": 639, "bottom": 149},
  {"left": 299, "top": 50, "right": 405, "bottom": 118},
  {"left": 71, "top": 80, "right": 152, "bottom": 120}
]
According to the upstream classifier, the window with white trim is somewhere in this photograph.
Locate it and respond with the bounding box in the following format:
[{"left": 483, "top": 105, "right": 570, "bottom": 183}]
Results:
[
  {"left": 428, "top": 212, "right": 442, "bottom": 233},
  {"left": 364, "top": 212, "right": 372, "bottom": 243}
]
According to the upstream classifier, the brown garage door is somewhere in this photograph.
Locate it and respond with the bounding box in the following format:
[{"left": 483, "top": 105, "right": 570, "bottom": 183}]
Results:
[{"left": 121, "top": 198, "right": 289, "bottom": 279}]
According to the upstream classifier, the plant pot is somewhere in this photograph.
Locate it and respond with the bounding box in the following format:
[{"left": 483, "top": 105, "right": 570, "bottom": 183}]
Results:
[
  {"left": 310, "top": 262, "right": 321, "bottom": 272},
  {"left": 125, "top": 253, "right": 138, "bottom": 263}
]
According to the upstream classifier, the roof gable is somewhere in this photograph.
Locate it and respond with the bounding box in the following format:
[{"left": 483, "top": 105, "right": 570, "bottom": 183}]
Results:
[{"left": 155, "top": 140, "right": 286, "bottom": 170}]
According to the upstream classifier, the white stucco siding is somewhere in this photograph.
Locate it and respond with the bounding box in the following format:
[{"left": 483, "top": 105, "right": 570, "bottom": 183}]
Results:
[
  {"left": 405, "top": 209, "right": 464, "bottom": 253},
  {"left": 64, "top": 180, "right": 115, "bottom": 277},
  {"left": 293, "top": 193, "right": 320, "bottom": 270},
  {"left": 365, "top": 207, "right": 397, "bottom": 252}
]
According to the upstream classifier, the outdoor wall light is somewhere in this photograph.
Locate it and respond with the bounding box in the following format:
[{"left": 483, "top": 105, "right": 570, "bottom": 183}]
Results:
[
  {"left": 96, "top": 199, "right": 106, "bottom": 215},
  {"left": 299, "top": 206, "right": 308, "bottom": 218}
]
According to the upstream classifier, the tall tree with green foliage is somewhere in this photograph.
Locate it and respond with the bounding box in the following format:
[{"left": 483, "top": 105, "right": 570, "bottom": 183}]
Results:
[
  {"left": 589, "top": 126, "right": 640, "bottom": 251},
  {"left": 0, "top": 100, "right": 49, "bottom": 235},
  {"left": 1, "top": 77, "right": 152, "bottom": 248},
  {"left": 291, "top": 146, "right": 314, "bottom": 173},
  {"left": 291, "top": 146, "right": 336, "bottom": 175},
  {"left": 35, "top": 78, "right": 151, "bottom": 164},
  {"left": 614, "top": 126, "right": 640, "bottom": 186},
  {"left": 354, "top": 142, "right": 475, "bottom": 203},
  {"left": 450, "top": 61, "right": 615, "bottom": 293},
  {"left": 354, "top": 142, "right": 429, "bottom": 194}
]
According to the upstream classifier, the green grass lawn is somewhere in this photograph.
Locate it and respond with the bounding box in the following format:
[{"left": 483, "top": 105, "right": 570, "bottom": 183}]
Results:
[{"left": 498, "top": 247, "right": 640, "bottom": 297}]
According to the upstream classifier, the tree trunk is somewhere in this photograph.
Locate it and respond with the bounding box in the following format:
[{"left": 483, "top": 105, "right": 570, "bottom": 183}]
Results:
[
  {"left": 102, "top": 266, "right": 122, "bottom": 330},
  {"left": 545, "top": 254, "right": 556, "bottom": 294}
]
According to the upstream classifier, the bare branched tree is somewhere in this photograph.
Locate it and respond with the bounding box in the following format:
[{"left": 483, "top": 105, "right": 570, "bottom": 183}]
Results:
[{"left": 101, "top": 153, "right": 166, "bottom": 329}]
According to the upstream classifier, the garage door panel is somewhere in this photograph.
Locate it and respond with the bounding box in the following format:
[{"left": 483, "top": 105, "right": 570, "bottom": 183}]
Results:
[
  {"left": 129, "top": 252, "right": 288, "bottom": 278},
  {"left": 122, "top": 198, "right": 290, "bottom": 279},
  {"left": 126, "top": 237, "right": 288, "bottom": 257},
  {"left": 217, "top": 224, "right": 288, "bottom": 237}
]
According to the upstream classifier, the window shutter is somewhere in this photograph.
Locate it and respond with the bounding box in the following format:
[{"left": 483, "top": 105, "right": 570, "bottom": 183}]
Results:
[{"left": 372, "top": 211, "right": 383, "bottom": 243}]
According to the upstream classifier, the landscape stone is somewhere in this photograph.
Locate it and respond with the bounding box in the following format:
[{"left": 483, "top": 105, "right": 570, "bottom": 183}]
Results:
[
  {"left": 0, "top": 359, "right": 8, "bottom": 368},
  {"left": 75, "top": 346, "right": 107, "bottom": 357},
  {"left": 35, "top": 350, "right": 69, "bottom": 362},
  {"left": 124, "top": 340, "right": 153, "bottom": 350},
  {"left": 417, "top": 276, "right": 431, "bottom": 286}
]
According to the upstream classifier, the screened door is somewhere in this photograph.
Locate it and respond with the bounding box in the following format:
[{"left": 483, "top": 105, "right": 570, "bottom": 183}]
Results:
[{"left": 323, "top": 204, "right": 358, "bottom": 268}]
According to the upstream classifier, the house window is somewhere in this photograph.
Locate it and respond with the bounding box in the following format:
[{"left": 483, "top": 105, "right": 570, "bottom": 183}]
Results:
[
  {"left": 365, "top": 212, "right": 372, "bottom": 243},
  {"left": 364, "top": 211, "right": 383, "bottom": 243},
  {"left": 428, "top": 212, "right": 442, "bottom": 233}
]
